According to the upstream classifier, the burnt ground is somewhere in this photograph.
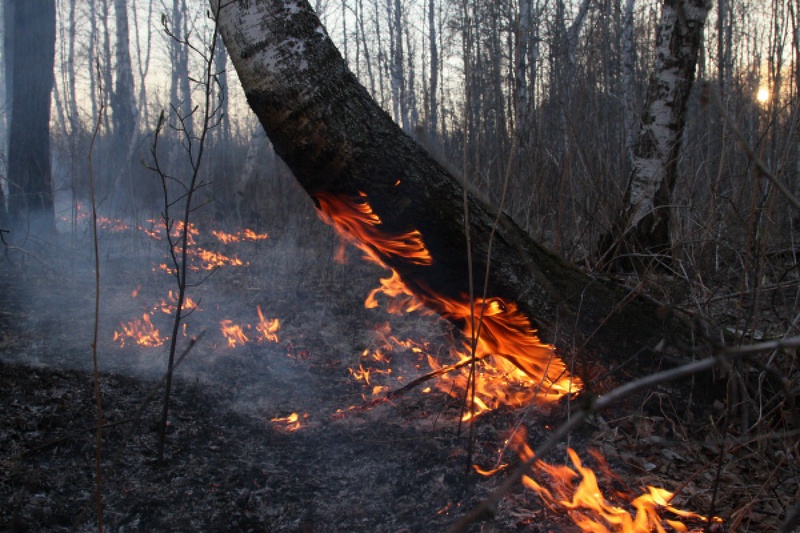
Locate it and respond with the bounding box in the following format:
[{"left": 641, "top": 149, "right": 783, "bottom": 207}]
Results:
[{"left": 1, "top": 215, "right": 798, "bottom": 532}]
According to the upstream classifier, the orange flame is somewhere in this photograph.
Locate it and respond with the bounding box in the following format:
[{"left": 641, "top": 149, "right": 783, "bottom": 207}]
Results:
[
  {"left": 97, "top": 216, "right": 130, "bottom": 232},
  {"left": 255, "top": 305, "right": 280, "bottom": 343},
  {"left": 156, "top": 290, "right": 200, "bottom": 314},
  {"left": 220, "top": 319, "right": 250, "bottom": 347},
  {"left": 113, "top": 313, "right": 165, "bottom": 347},
  {"left": 505, "top": 428, "right": 720, "bottom": 532},
  {"left": 212, "top": 228, "right": 269, "bottom": 244},
  {"left": 270, "top": 412, "right": 307, "bottom": 432},
  {"left": 316, "top": 191, "right": 432, "bottom": 267},
  {"left": 314, "top": 191, "right": 581, "bottom": 416},
  {"left": 189, "top": 248, "right": 246, "bottom": 271}
]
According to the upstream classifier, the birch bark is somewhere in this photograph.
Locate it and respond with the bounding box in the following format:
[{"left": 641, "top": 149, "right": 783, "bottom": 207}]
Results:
[
  {"left": 209, "top": 0, "right": 718, "bottom": 386},
  {"left": 600, "top": 0, "right": 711, "bottom": 268}
]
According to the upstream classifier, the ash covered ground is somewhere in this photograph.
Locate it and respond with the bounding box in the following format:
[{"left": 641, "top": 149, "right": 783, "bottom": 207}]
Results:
[{"left": 0, "top": 210, "right": 795, "bottom": 532}]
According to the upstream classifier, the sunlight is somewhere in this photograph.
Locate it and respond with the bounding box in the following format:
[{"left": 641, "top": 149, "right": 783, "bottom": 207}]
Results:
[{"left": 756, "top": 86, "right": 770, "bottom": 104}]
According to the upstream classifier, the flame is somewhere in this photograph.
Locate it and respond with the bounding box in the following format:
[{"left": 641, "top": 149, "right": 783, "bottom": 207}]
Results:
[
  {"left": 113, "top": 313, "right": 165, "bottom": 347},
  {"left": 212, "top": 228, "right": 269, "bottom": 244},
  {"left": 315, "top": 191, "right": 581, "bottom": 417},
  {"left": 156, "top": 290, "right": 200, "bottom": 314},
  {"left": 97, "top": 216, "right": 129, "bottom": 232},
  {"left": 316, "top": 191, "right": 432, "bottom": 267},
  {"left": 220, "top": 320, "right": 250, "bottom": 347},
  {"left": 255, "top": 305, "right": 280, "bottom": 343},
  {"left": 503, "top": 428, "right": 720, "bottom": 532},
  {"left": 188, "top": 248, "right": 246, "bottom": 271},
  {"left": 270, "top": 412, "right": 307, "bottom": 432}
]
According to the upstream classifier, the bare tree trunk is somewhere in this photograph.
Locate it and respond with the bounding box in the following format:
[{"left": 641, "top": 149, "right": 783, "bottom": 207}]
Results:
[
  {"left": 373, "top": 0, "right": 387, "bottom": 108},
  {"left": 794, "top": 0, "right": 800, "bottom": 199},
  {"left": 111, "top": 0, "right": 136, "bottom": 150},
  {"left": 1, "top": 0, "right": 12, "bottom": 148},
  {"left": 88, "top": 0, "right": 98, "bottom": 122},
  {"left": 177, "top": 0, "right": 193, "bottom": 138},
  {"left": 211, "top": 34, "right": 233, "bottom": 220},
  {"left": 66, "top": 0, "right": 80, "bottom": 133},
  {"left": 7, "top": 0, "right": 56, "bottom": 236},
  {"left": 621, "top": 0, "right": 637, "bottom": 167},
  {"left": 427, "top": 0, "right": 438, "bottom": 140},
  {"left": 388, "top": 0, "right": 408, "bottom": 130},
  {"left": 210, "top": 0, "right": 719, "bottom": 389},
  {"left": 514, "top": 0, "right": 531, "bottom": 145},
  {"left": 0, "top": 0, "right": 7, "bottom": 225},
  {"left": 405, "top": 24, "right": 418, "bottom": 132},
  {"left": 342, "top": 0, "right": 349, "bottom": 64},
  {"left": 100, "top": 0, "right": 113, "bottom": 131},
  {"left": 356, "top": 0, "right": 376, "bottom": 97},
  {"left": 132, "top": 0, "right": 154, "bottom": 129},
  {"left": 598, "top": 0, "right": 711, "bottom": 269}
]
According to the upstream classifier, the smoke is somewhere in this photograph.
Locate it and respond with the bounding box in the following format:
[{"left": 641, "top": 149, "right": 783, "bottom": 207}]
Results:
[{"left": 0, "top": 193, "right": 452, "bottom": 421}]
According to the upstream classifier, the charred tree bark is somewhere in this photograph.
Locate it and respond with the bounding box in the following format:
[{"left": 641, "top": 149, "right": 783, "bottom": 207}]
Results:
[
  {"left": 211, "top": 0, "right": 718, "bottom": 391},
  {"left": 598, "top": 0, "right": 711, "bottom": 270}
]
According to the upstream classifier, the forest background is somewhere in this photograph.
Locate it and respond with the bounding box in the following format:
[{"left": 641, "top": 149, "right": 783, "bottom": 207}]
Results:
[{"left": 0, "top": 0, "right": 796, "bottom": 280}]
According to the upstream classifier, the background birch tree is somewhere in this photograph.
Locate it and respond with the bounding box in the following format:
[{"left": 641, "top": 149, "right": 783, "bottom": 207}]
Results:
[{"left": 598, "top": 0, "right": 712, "bottom": 270}]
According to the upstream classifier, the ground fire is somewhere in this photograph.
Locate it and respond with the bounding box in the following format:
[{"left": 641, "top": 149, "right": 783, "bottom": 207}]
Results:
[
  {"left": 313, "top": 189, "right": 718, "bottom": 531},
  {"left": 97, "top": 198, "right": 717, "bottom": 531},
  {"left": 500, "top": 428, "right": 721, "bottom": 532}
]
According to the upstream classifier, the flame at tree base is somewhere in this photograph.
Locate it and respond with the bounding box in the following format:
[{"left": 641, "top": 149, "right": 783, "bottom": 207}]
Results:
[{"left": 314, "top": 190, "right": 581, "bottom": 418}]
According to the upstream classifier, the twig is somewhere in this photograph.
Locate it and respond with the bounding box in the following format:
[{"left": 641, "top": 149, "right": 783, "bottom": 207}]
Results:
[
  {"left": 387, "top": 356, "right": 481, "bottom": 399},
  {"left": 155, "top": 8, "right": 222, "bottom": 464},
  {"left": 446, "top": 335, "right": 800, "bottom": 532},
  {"left": 87, "top": 56, "right": 106, "bottom": 533}
]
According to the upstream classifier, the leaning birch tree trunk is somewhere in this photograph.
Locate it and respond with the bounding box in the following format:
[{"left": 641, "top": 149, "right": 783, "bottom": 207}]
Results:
[
  {"left": 210, "top": 0, "right": 718, "bottom": 392},
  {"left": 598, "top": 0, "right": 711, "bottom": 269}
]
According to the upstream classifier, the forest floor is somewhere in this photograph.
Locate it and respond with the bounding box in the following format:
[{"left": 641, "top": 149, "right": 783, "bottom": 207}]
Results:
[{"left": 0, "top": 210, "right": 797, "bottom": 532}]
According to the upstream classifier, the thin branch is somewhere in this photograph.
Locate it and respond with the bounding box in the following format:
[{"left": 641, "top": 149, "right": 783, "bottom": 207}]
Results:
[{"left": 87, "top": 56, "right": 106, "bottom": 533}]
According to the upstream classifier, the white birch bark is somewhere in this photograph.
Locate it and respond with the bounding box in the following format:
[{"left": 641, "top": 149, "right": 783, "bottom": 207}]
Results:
[
  {"left": 625, "top": 0, "right": 710, "bottom": 234},
  {"left": 514, "top": 0, "right": 531, "bottom": 142}
]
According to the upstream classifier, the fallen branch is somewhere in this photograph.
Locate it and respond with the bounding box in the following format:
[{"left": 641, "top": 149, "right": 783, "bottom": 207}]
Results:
[{"left": 447, "top": 335, "right": 800, "bottom": 532}]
